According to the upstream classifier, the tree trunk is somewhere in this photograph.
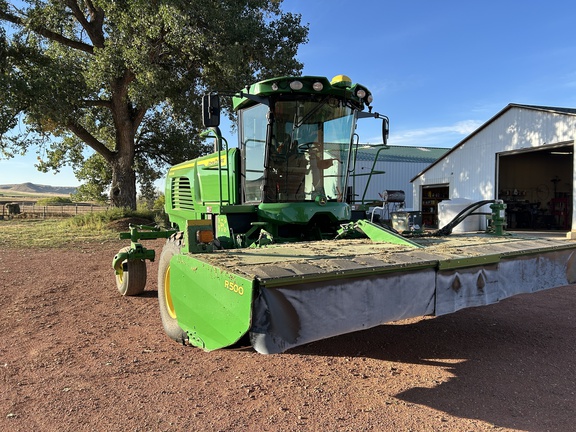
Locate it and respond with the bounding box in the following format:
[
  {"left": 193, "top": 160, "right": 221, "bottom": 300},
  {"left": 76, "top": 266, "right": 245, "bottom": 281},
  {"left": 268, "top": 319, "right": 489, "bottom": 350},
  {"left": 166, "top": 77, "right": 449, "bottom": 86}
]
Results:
[
  {"left": 108, "top": 72, "right": 141, "bottom": 211},
  {"left": 109, "top": 118, "right": 137, "bottom": 210},
  {"left": 110, "top": 154, "right": 137, "bottom": 209}
]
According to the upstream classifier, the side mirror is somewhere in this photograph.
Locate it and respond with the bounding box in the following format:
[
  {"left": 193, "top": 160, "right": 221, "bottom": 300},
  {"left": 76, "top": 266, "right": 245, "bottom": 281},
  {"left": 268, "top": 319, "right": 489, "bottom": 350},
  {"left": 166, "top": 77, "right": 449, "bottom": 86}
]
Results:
[
  {"left": 202, "top": 93, "right": 220, "bottom": 127},
  {"left": 357, "top": 111, "right": 390, "bottom": 146},
  {"left": 382, "top": 116, "right": 389, "bottom": 145}
]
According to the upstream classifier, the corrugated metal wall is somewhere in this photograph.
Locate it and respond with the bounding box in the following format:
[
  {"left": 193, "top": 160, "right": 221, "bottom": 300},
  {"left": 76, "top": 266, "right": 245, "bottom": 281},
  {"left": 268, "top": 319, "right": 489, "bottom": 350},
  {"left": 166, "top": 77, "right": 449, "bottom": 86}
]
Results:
[
  {"left": 352, "top": 160, "right": 432, "bottom": 209},
  {"left": 412, "top": 107, "right": 576, "bottom": 210}
]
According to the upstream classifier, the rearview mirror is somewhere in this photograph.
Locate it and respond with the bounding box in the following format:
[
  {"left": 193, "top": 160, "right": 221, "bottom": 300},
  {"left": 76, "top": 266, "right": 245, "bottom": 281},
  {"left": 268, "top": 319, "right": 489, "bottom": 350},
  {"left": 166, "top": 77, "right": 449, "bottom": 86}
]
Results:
[
  {"left": 382, "top": 116, "right": 389, "bottom": 145},
  {"left": 357, "top": 111, "right": 389, "bottom": 145},
  {"left": 202, "top": 93, "right": 220, "bottom": 127}
]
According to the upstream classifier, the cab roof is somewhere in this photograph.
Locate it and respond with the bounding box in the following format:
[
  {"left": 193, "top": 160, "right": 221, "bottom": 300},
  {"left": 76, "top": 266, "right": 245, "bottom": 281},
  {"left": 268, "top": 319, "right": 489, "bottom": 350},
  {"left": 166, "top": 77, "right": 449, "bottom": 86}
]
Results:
[{"left": 232, "top": 75, "right": 373, "bottom": 112}]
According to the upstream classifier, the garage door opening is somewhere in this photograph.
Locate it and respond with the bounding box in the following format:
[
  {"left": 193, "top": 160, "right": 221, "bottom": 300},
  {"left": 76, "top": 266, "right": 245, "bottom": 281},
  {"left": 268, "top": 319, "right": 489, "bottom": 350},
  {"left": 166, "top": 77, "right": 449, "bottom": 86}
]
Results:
[
  {"left": 497, "top": 144, "right": 573, "bottom": 230},
  {"left": 421, "top": 185, "right": 449, "bottom": 228}
]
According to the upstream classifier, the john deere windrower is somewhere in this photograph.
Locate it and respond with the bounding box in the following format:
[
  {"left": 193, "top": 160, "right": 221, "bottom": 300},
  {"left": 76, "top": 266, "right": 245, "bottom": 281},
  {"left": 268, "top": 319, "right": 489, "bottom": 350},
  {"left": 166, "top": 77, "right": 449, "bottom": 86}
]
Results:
[{"left": 113, "top": 75, "right": 576, "bottom": 354}]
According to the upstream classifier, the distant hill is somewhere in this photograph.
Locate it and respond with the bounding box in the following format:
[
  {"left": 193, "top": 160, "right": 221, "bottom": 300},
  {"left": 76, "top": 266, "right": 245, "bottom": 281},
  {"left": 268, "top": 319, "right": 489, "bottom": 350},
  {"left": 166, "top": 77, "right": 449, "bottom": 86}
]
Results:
[{"left": 0, "top": 182, "right": 77, "bottom": 196}]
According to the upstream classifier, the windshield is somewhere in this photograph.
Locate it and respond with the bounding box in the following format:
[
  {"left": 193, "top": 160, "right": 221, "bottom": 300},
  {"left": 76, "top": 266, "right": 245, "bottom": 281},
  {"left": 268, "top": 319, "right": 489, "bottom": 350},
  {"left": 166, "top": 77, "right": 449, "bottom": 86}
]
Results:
[
  {"left": 240, "top": 97, "right": 355, "bottom": 203},
  {"left": 240, "top": 104, "right": 268, "bottom": 203}
]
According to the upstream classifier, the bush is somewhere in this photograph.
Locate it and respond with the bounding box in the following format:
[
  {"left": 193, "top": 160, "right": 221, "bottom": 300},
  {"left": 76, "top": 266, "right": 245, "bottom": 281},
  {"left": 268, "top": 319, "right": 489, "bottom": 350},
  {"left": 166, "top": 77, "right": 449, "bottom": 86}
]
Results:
[
  {"left": 61, "top": 208, "right": 156, "bottom": 230},
  {"left": 36, "top": 196, "right": 74, "bottom": 206}
]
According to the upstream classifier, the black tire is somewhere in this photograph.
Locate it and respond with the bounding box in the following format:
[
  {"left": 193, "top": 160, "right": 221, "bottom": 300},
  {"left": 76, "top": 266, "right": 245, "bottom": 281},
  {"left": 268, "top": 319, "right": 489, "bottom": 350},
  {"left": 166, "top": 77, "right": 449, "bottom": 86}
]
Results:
[
  {"left": 115, "top": 246, "right": 147, "bottom": 296},
  {"left": 158, "top": 233, "right": 188, "bottom": 344}
]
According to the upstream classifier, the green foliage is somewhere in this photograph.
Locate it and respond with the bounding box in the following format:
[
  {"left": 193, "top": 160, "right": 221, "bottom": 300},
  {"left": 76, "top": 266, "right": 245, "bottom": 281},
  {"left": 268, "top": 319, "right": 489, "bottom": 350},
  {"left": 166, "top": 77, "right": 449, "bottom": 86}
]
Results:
[
  {"left": 36, "top": 196, "right": 73, "bottom": 206},
  {"left": 0, "top": 1, "right": 308, "bottom": 209},
  {"left": 59, "top": 210, "right": 116, "bottom": 230},
  {"left": 62, "top": 207, "right": 156, "bottom": 229},
  {"left": 151, "top": 193, "right": 169, "bottom": 227},
  {"left": 70, "top": 153, "right": 111, "bottom": 203},
  {"left": 152, "top": 194, "right": 165, "bottom": 212},
  {"left": 136, "top": 184, "right": 160, "bottom": 209}
]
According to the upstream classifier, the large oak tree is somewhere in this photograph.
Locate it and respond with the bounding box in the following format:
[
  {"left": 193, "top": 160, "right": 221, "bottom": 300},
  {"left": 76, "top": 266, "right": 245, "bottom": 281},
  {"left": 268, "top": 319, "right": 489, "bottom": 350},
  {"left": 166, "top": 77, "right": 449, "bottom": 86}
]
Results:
[{"left": 0, "top": 0, "right": 308, "bottom": 208}]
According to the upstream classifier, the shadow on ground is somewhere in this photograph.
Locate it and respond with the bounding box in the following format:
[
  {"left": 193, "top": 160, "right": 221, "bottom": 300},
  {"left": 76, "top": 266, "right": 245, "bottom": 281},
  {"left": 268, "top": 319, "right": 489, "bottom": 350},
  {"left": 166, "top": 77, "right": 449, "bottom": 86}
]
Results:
[{"left": 290, "top": 285, "right": 576, "bottom": 431}]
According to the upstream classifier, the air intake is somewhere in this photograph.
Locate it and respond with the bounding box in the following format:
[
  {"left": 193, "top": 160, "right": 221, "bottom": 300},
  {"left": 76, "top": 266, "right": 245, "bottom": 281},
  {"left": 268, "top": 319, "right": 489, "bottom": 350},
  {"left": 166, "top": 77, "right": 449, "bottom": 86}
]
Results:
[{"left": 171, "top": 177, "right": 194, "bottom": 210}]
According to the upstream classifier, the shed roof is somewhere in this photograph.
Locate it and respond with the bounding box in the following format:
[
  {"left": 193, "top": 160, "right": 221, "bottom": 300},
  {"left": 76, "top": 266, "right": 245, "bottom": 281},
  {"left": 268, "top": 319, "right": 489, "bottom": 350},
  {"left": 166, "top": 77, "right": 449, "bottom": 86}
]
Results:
[
  {"left": 410, "top": 103, "right": 576, "bottom": 182},
  {"left": 355, "top": 145, "right": 449, "bottom": 163}
]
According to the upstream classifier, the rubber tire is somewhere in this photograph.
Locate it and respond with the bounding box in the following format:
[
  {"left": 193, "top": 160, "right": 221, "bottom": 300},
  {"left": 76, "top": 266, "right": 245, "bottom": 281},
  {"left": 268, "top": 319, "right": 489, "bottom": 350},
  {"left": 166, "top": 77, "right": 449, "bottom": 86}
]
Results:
[
  {"left": 115, "top": 246, "right": 147, "bottom": 296},
  {"left": 158, "top": 233, "right": 188, "bottom": 344}
]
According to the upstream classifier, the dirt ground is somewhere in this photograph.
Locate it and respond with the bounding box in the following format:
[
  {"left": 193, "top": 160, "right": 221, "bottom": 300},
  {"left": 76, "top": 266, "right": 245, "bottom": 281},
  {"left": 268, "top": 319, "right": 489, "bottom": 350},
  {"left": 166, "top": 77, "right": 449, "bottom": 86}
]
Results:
[{"left": 1, "top": 238, "right": 575, "bottom": 432}]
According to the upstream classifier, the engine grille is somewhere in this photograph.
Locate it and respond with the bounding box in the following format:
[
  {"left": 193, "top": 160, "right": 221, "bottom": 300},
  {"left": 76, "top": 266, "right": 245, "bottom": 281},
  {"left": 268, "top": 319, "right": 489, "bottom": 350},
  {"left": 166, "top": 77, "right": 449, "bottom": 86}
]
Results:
[{"left": 171, "top": 177, "right": 194, "bottom": 210}]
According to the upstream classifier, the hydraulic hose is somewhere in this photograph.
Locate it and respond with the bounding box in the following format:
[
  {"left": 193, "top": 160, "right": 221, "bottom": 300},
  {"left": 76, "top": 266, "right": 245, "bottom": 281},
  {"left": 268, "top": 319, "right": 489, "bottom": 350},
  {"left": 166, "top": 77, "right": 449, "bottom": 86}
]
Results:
[{"left": 433, "top": 200, "right": 495, "bottom": 236}]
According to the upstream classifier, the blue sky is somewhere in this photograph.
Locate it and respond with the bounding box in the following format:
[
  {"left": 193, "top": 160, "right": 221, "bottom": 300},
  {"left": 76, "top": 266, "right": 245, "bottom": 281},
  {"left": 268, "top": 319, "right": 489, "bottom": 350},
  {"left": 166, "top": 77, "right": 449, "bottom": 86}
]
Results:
[{"left": 2, "top": 0, "right": 576, "bottom": 186}]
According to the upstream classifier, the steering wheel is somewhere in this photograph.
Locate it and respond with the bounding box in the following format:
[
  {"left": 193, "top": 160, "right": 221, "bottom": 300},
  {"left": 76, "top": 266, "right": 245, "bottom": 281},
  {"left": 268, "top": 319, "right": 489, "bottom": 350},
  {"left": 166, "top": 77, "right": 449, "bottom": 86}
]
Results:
[{"left": 297, "top": 141, "right": 315, "bottom": 151}]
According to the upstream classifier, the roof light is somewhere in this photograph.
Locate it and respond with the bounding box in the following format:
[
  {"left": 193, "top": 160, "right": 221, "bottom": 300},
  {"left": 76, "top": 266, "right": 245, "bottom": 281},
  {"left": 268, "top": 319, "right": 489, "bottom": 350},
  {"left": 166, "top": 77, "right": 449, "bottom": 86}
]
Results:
[
  {"left": 312, "top": 81, "right": 324, "bottom": 91},
  {"left": 356, "top": 89, "right": 366, "bottom": 99},
  {"left": 367, "top": 95, "right": 373, "bottom": 104},
  {"left": 290, "top": 80, "right": 303, "bottom": 90}
]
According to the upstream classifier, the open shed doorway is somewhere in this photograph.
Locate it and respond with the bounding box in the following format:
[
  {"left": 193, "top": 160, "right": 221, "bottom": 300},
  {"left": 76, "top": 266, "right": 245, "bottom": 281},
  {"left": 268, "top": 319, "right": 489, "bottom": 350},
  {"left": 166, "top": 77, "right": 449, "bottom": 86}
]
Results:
[
  {"left": 497, "top": 143, "right": 573, "bottom": 230},
  {"left": 421, "top": 184, "right": 449, "bottom": 228}
]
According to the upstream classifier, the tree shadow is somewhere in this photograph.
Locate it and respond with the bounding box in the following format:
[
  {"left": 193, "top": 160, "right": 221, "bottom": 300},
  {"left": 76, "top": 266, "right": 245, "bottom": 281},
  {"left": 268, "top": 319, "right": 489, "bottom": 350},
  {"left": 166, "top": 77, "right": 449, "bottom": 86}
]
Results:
[{"left": 290, "top": 285, "right": 576, "bottom": 431}]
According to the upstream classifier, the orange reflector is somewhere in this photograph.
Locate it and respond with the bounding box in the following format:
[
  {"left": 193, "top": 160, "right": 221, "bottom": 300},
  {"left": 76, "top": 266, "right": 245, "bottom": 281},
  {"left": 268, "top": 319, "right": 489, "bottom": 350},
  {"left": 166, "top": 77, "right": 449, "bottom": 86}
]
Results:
[{"left": 196, "top": 229, "right": 214, "bottom": 244}]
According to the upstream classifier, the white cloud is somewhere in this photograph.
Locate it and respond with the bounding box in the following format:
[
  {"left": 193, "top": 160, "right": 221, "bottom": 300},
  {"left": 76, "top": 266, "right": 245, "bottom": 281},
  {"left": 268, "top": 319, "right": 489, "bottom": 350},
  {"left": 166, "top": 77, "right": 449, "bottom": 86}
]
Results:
[{"left": 388, "top": 120, "right": 483, "bottom": 147}]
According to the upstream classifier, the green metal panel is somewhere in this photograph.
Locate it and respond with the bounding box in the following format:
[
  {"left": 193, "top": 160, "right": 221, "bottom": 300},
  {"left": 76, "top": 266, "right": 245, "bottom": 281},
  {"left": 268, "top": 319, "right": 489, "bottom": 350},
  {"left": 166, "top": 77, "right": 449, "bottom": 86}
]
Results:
[
  {"left": 257, "top": 202, "right": 351, "bottom": 224},
  {"left": 354, "top": 145, "right": 449, "bottom": 163},
  {"left": 355, "top": 219, "right": 423, "bottom": 248},
  {"left": 215, "top": 214, "right": 233, "bottom": 248},
  {"left": 437, "top": 254, "right": 501, "bottom": 270},
  {"left": 165, "top": 148, "right": 240, "bottom": 230},
  {"left": 169, "top": 253, "right": 254, "bottom": 351},
  {"left": 233, "top": 75, "right": 372, "bottom": 111}
]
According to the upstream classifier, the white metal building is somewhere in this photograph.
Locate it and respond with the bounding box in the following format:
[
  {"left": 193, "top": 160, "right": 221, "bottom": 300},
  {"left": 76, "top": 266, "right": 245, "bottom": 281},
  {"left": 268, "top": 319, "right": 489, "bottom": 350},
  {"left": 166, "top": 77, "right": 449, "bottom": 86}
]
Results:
[
  {"left": 352, "top": 145, "right": 448, "bottom": 209},
  {"left": 412, "top": 104, "right": 576, "bottom": 232}
]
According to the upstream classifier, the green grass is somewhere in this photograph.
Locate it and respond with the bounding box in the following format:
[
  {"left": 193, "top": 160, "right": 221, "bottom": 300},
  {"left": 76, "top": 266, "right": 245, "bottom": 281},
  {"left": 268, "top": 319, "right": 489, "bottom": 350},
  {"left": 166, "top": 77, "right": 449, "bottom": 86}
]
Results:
[
  {"left": 0, "top": 219, "right": 116, "bottom": 248},
  {"left": 0, "top": 208, "right": 159, "bottom": 248}
]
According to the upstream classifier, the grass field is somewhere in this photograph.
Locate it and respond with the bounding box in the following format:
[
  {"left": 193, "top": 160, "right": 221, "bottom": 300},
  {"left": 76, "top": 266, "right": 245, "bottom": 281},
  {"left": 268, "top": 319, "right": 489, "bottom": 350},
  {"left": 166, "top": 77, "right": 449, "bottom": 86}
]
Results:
[
  {"left": 0, "top": 219, "right": 117, "bottom": 248},
  {"left": 0, "top": 208, "right": 159, "bottom": 248}
]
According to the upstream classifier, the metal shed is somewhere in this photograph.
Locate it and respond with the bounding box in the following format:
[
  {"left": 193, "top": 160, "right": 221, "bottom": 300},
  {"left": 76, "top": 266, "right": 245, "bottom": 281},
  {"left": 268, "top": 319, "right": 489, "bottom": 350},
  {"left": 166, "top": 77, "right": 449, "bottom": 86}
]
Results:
[
  {"left": 351, "top": 145, "right": 448, "bottom": 209},
  {"left": 411, "top": 104, "right": 576, "bottom": 233}
]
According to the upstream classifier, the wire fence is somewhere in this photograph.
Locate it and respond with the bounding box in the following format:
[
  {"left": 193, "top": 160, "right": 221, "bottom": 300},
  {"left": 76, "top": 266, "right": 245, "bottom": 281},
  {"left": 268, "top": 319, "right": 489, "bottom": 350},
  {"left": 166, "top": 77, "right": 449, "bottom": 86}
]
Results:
[{"left": 1, "top": 202, "right": 109, "bottom": 219}]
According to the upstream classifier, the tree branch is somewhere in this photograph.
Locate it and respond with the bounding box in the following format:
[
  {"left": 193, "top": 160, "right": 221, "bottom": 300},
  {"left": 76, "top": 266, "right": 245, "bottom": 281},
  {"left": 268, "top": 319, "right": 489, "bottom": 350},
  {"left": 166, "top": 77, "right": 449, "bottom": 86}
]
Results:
[
  {"left": 132, "top": 107, "right": 147, "bottom": 134},
  {"left": 65, "top": 0, "right": 105, "bottom": 49},
  {"left": 0, "top": 8, "right": 95, "bottom": 54},
  {"left": 67, "top": 120, "right": 115, "bottom": 163}
]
